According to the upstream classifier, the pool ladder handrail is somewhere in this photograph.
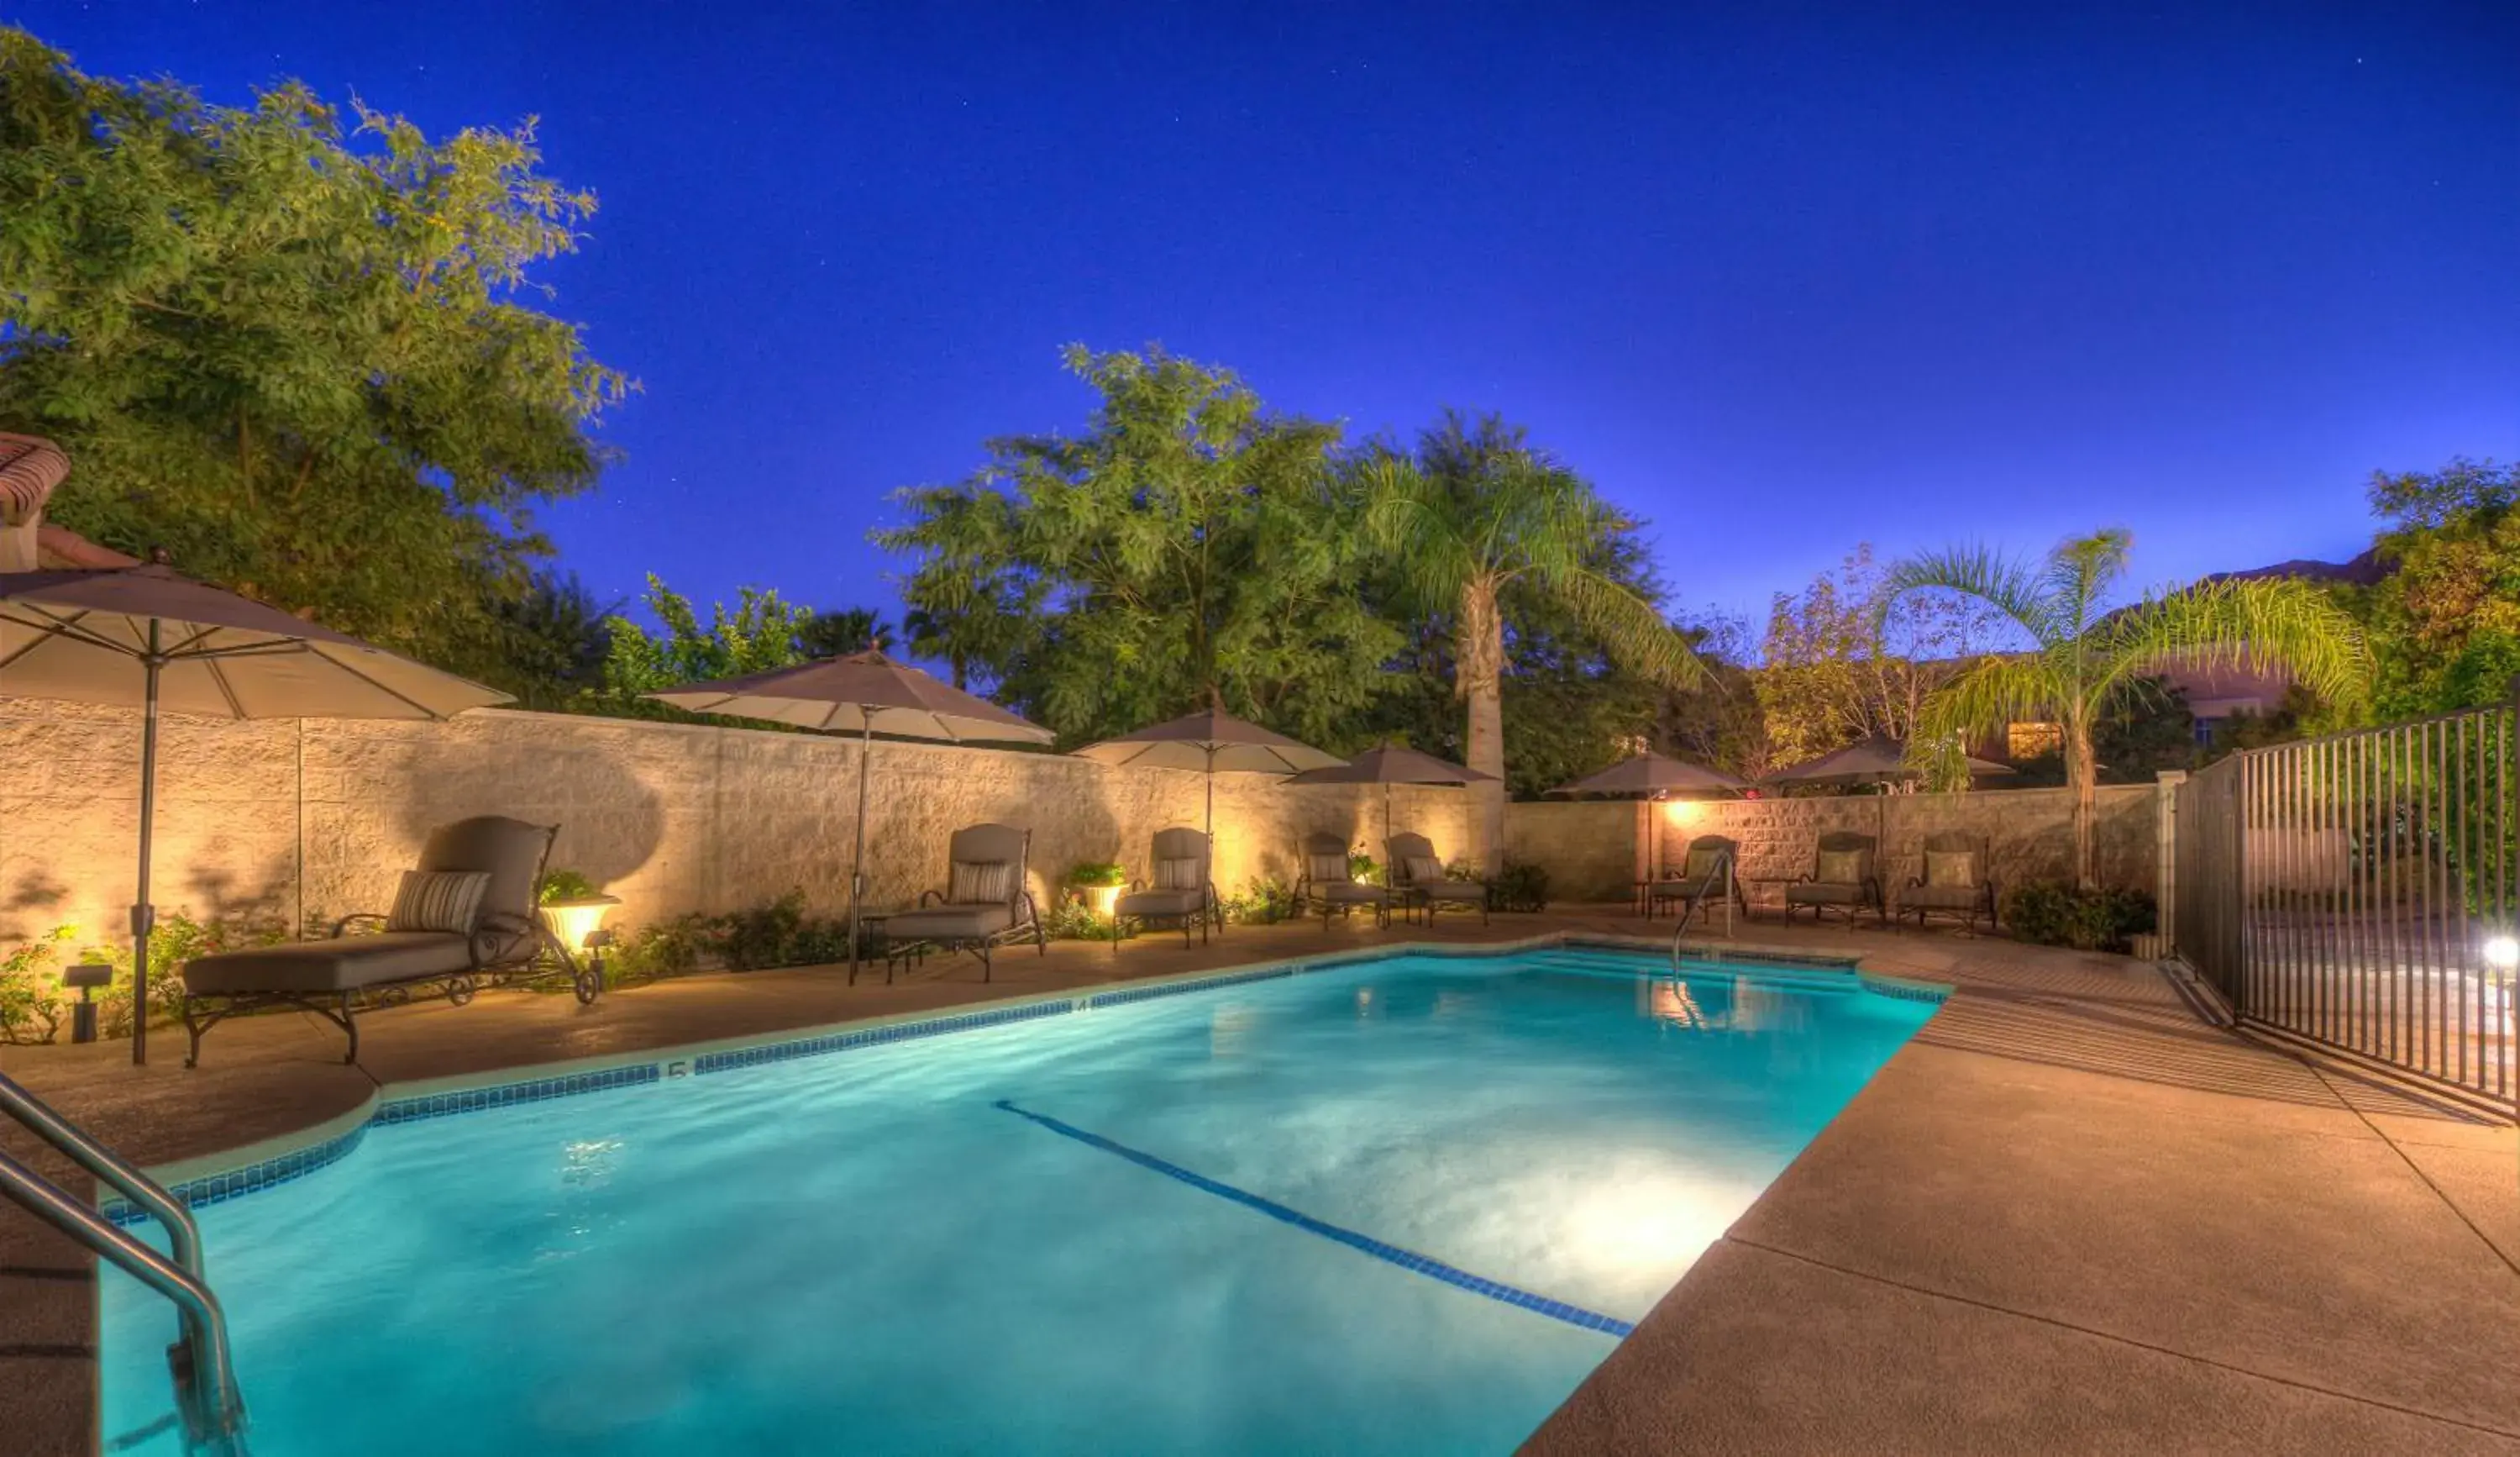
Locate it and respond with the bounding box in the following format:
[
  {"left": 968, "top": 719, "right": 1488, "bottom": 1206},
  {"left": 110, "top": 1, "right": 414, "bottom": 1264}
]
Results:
[
  {"left": 1669, "top": 853, "right": 1739, "bottom": 970},
  {"left": 0, "top": 1069, "right": 247, "bottom": 1454}
]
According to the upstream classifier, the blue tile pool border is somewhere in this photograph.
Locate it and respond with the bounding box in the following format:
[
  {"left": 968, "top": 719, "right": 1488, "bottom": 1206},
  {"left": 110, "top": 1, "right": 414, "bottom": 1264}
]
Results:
[{"left": 102, "top": 934, "right": 1949, "bottom": 1221}]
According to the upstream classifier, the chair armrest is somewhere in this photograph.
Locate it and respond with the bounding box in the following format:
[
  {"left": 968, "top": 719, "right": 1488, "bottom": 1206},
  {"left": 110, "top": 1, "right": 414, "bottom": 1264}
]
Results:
[
  {"left": 918, "top": 888, "right": 945, "bottom": 907},
  {"left": 331, "top": 913, "right": 388, "bottom": 938}
]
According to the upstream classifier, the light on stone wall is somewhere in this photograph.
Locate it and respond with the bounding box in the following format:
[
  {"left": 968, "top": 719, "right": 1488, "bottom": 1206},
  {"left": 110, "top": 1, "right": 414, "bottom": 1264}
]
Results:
[{"left": 1662, "top": 797, "right": 1702, "bottom": 828}]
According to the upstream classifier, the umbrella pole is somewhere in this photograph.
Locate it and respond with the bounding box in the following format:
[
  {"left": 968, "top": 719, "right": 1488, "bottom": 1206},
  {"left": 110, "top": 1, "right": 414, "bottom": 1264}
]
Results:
[
  {"left": 848, "top": 718, "right": 870, "bottom": 980},
  {"left": 130, "top": 635, "right": 161, "bottom": 1066}
]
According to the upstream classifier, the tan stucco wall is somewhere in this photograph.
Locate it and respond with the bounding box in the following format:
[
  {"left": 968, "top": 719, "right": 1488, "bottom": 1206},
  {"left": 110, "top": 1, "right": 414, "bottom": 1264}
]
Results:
[
  {"left": 1654, "top": 784, "right": 2160, "bottom": 899},
  {"left": 1502, "top": 800, "right": 1641, "bottom": 902},
  {"left": 0, "top": 700, "right": 1483, "bottom": 945}
]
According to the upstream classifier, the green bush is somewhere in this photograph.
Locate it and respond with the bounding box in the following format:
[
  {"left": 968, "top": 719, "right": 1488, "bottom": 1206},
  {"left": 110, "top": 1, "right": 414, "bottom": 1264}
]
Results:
[
  {"left": 537, "top": 868, "right": 601, "bottom": 903},
  {"left": 1347, "top": 851, "right": 1382, "bottom": 886},
  {"left": 0, "top": 926, "right": 76, "bottom": 1044},
  {"left": 1221, "top": 876, "right": 1295, "bottom": 925},
  {"left": 2001, "top": 881, "right": 2156, "bottom": 953},
  {"left": 2, "top": 912, "right": 288, "bottom": 1042},
  {"left": 1043, "top": 895, "right": 1122, "bottom": 942},
  {"left": 1489, "top": 860, "right": 1549, "bottom": 913},
  {"left": 1065, "top": 861, "right": 1127, "bottom": 888}
]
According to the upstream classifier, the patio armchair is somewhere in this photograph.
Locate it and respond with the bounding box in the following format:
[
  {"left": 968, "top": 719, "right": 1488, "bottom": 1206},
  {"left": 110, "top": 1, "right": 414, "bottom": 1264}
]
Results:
[
  {"left": 1114, "top": 827, "right": 1221, "bottom": 949},
  {"left": 1782, "top": 830, "right": 1887, "bottom": 927},
  {"left": 1657, "top": 834, "right": 1749, "bottom": 929},
  {"left": 1386, "top": 832, "right": 1486, "bottom": 926},
  {"left": 871, "top": 823, "right": 1045, "bottom": 982},
  {"left": 180, "top": 816, "right": 563, "bottom": 1066},
  {"left": 1901, "top": 831, "right": 1998, "bottom": 933},
  {"left": 1296, "top": 832, "right": 1389, "bottom": 930}
]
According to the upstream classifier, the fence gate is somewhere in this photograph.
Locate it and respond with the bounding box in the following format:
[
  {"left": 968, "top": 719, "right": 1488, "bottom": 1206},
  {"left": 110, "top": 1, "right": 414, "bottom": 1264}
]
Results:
[{"left": 2172, "top": 702, "right": 2517, "bottom": 1109}]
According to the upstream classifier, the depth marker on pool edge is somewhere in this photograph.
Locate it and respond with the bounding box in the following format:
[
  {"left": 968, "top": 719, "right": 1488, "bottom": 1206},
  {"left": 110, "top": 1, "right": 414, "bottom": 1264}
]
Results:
[{"left": 991, "top": 1099, "right": 1634, "bottom": 1338}]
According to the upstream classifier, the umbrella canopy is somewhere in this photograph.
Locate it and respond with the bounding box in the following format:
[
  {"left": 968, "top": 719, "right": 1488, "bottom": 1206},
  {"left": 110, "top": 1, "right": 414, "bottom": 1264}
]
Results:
[
  {"left": 644, "top": 651, "right": 1053, "bottom": 979},
  {"left": 645, "top": 650, "right": 1053, "bottom": 742},
  {"left": 1071, "top": 706, "right": 1344, "bottom": 852},
  {"left": 1546, "top": 751, "right": 1749, "bottom": 799},
  {"left": 0, "top": 563, "right": 512, "bottom": 1064},
  {"left": 1284, "top": 744, "right": 1495, "bottom": 858},
  {"left": 1763, "top": 737, "right": 2013, "bottom": 787}
]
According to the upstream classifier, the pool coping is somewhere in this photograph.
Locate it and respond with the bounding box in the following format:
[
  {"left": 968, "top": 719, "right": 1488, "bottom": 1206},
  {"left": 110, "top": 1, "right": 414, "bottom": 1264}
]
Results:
[{"left": 106, "top": 932, "right": 1946, "bottom": 1223}]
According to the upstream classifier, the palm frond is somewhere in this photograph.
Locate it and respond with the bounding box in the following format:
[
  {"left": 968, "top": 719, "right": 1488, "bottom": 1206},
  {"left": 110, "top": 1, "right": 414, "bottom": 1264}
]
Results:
[
  {"left": 1879, "top": 543, "right": 2060, "bottom": 643},
  {"left": 1553, "top": 565, "right": 1707, "bottom": 687},
  {"left": 1359, "top": 456, "right": 1483, "bottom": 613},
  {"left": 2094, "top": 576, "right": 2372, "bottom": 707},
  {"left": 2037, "top": 529, "right": 2132, "bottom": 637},
  {"left": 1914, "top": 653, "right": 2064, "bottom": 744}
]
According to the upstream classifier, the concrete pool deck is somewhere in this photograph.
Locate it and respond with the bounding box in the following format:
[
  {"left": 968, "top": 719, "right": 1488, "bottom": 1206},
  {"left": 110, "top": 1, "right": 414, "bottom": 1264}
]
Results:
[{"left": 3, "top": 911, "right": 2515, "bottom": 1454}]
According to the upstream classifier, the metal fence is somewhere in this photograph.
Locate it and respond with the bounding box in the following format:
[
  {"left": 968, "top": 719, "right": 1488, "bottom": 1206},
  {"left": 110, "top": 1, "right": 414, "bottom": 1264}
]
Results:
[{"left": 2172, "top": 700, "right": 2517, "bottom": 1109}]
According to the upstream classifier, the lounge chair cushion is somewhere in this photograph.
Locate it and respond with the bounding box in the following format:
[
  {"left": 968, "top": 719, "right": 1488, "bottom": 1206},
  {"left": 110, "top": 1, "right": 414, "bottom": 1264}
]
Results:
[
  {"left": 184, "top": 933, "right": 475, "bottom": 996},
  {"left": 948, "top": 860, "right": 1016, "bottom": 905},
  {"left": 386, "top": 870, "right": 489, "bottom": 934},
  {"left": 1154, "top": 857, "right": 1203, "bottom": 892},
  {"left": 1404, "top": 855, "right": 1445, "bottom": 885},
  {"left": 882, "top": 903, "right": 1016, "bottom": 942},
  {"left": 1814, "top": 849, "right": 1867, "bottom": 885},
  {"left": 1316, "top": 882, "right": 1386, "bottom": 904},
  {"left": 1306, "top": 853, "right": 1350, "bottom": 883},
  {"left": 1417, "top": 880, "right": 1485, "bottom": 903},
  {"left": 1116, "top": 887, "right": 1204, "bottom": 918},
  {"left": 1786, "top": 881, "right": 1865, "bottom": 907},
  {"left": 1924, "top": 851, "right": 1977, "bottom": 887},
  {"left": 1905, "top": 883, "right": 1987, "bottom": 911}
]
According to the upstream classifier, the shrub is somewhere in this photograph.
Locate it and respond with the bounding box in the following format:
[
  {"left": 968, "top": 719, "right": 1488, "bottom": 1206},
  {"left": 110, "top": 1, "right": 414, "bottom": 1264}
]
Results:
[
  {"left": 1489, "top": 860, "right": 1549, "bottom": 913},
  {"left": 1221, "top": 876, "right": 1295, "bottom": 925},
  {"left": 538, "top": 868, "right": 601, "bottom": 903},
  {"left": 1065, "top": 861, "right": 1127, "bottom": 888},
  {"left": 1347, "top": 850, "right": 1382, "bottom": 886},
  {"left": 0, "top": 926, "right": 76, "bottom": 1044},
  {"left": 607, "top": 913, "right": 712, "bottom": 986},
  {"left": 1043, "top": 896, "right": 1121, "bottom": 942},
  {"left": 2002, "top": 881, "right": 2156, "bottom": 953}
]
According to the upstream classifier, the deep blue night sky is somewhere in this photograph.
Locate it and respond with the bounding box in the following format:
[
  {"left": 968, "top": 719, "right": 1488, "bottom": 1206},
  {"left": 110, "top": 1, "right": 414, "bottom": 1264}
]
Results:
[{"left": 13, "top": 2, "right": 2518, "bottom": 634}]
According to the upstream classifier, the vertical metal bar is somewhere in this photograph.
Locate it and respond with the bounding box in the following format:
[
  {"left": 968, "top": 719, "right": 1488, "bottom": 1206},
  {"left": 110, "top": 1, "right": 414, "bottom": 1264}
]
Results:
[{"left": 2456, "top": 712, "right": 2472, "bottom": 1090}]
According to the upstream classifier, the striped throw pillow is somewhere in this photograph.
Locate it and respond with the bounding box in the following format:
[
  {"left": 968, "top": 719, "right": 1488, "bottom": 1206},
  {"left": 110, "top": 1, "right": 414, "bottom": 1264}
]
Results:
[
  {"left": 948, "top": 860, "right": 1016, "bottom": 905},
  {"left": 1155, "top": 856, "right": 1203, "bottom": 891},
  {"left": 1406, "top": 855, "right": 1445, "bottom": 885},
  {"left": 386, "top": 870, "right": 490, "bottom": 934},
  {"left": 1307, "top": 853, "right": 1350, "bottom": 884}
]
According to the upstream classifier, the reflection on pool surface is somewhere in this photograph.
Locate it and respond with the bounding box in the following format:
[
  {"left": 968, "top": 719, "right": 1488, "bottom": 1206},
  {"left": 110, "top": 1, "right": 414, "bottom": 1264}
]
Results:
[{"left": 104, "top": 947, "right": 1937, "bottom": 1455}]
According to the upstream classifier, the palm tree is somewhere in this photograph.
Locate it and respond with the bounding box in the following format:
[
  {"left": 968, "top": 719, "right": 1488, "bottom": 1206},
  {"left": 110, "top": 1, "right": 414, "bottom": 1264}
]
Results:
[
  {"left": 1882, "top": 530, "right": 2370, "bottom": 888},
  {"left": 1364, "top": 413, "right": 1704, "bottom": 870}
]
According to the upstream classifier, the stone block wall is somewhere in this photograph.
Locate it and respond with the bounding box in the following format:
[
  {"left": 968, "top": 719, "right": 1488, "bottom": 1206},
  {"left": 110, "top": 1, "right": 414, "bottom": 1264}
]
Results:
[
  {"left": 1655, "top": 784, "right": 2160, "bottom": 902},
  {"left": 1501, "top": 800, "right": 1641, "bottom": 902},
  {"left": 0, "top": 700, "right": 1483, "bottom": 946}
]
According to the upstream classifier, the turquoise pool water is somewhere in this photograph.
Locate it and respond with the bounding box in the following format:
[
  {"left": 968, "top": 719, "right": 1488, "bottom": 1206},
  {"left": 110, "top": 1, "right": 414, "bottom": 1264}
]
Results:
[{"left": 102, "top": 947, "right": 1937, "bottom": 1454}]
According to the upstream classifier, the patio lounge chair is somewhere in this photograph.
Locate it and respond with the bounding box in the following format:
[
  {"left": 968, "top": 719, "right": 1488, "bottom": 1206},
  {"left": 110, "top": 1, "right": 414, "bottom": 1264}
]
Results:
[
  {"left": 1297, "top": 832, "right": 1389, "bottom": 929},
  {"left": 179, "top": 816, "right": 560, "bottom": 1066},
  {"left": 1657, "top": 834, "right": 1749, "bottom": 929},
  {"left": 1901, "top": 830, "right": 1998, "bottom": 933},
  {"left": 870, "top": 823, "right": 1045, "bottom": 982},
  {"left": 1114, "top": 827, "right": 1221, "bottom": 949},
  {"left": 1386, "top": 832, "right": 1486, "bottom": 926},
  {"left": 1782, "top": 830, "right": 1887, "bottom": 927}
]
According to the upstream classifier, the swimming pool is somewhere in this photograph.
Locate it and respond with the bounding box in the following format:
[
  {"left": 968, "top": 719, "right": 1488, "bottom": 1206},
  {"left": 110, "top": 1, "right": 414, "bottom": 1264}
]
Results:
[{"left": 102, "top": 944, "right": 1939, "bottom": 1454}]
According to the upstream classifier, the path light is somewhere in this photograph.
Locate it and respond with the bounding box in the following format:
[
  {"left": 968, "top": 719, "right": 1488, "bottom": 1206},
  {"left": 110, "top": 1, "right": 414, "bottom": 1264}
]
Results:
[
  {"left": 65, "top": 960, "right": 113, "bottom": 1044},
  {"left": 2484, "top": 935, "right": 2518, "bottom": 973}
]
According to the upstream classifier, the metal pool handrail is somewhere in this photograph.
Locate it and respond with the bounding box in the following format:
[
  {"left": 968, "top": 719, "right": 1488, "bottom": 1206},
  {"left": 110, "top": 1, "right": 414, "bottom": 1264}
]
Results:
[{"left": 0, "top": 1070, "right": 247, "bottom": 1454}]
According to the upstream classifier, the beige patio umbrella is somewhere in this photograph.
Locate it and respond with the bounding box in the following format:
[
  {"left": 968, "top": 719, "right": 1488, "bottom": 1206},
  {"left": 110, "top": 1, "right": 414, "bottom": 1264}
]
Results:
[
  {"left": 1764, "top": 737, "right": 2015, "bottom": 843},
  {"left": 1546, "top": 751, "right": 1751, "bottom": 799},
  {"left": 1070, "top": 702, "right": 1344, "bottom": 850},
  {"left": 0, "top": 562, "right": 512, "bottom": 1064},
  {"left": 646, "top": 650, "right": 1054, "bottom": 977},
  {"left": 1284, "top": 744, "right": 1495, "bottom": 863}
]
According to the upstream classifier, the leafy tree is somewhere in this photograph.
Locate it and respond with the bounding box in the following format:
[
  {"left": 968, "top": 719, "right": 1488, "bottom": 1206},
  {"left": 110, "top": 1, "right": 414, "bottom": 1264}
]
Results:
[
  {"left": 2355, "top": 459, "right": 2520, "bottom": 718},
  {"left": 0, "top": 29, "right": 630, "bottom": 677},
  {"left": 1883, "top": 530, "right": 2370, "bottom": 887},
  {"left": 1362, "top": 412, "right": 1704, "bottom": 867},
  {"left": 597, "top": 576, "right": 820, "bottom": 701},
  {"left": 877, "top": 345, "right": 1398, "bottom": 744},
  {"left": 796, "top": 607, "right": 893, "bottom": 658},
  {"left": 486, "top": 571, "right": 617, "bottom": 708},
  {"left": 1756, "top": 544, "right": 2005, "bottom": 772}
]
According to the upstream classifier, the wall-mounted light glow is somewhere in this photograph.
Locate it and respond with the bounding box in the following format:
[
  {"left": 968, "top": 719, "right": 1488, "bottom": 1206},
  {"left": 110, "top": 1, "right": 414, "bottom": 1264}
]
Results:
[
  {"left": 541, "top": 893, "right": 621, "bottom": 952},
  {"left": 1662, "top": 797, "right": 1701, "bottom": 826},
  {"left": 2484, "top": 935, "right": 2518, "bottom": 971}
]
